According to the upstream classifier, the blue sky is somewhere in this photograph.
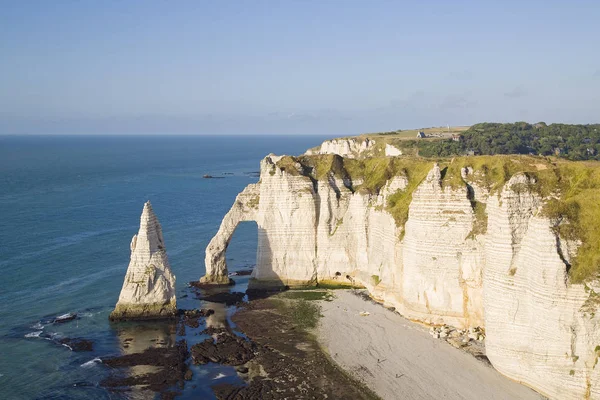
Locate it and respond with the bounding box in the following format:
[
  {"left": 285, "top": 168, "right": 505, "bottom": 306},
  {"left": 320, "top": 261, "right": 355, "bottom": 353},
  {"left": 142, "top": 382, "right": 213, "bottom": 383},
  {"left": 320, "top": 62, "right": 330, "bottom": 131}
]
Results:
[{"left": 1, "top": 0, "right": 599, "bottom": 135}]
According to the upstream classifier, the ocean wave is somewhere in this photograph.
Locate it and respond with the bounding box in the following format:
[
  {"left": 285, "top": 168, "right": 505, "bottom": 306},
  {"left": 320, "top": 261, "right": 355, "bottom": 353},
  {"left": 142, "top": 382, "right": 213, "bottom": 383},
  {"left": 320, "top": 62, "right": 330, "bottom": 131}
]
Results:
[
  {"left": 31, "top": 322, "right": 44, "bottom": 330},
  {"left": 80, "top": 358, "right": 102, "bottom": 368},
  {"left": 53, "top": 312, "right": 78, "bottom": 324},
  {"left": 24, "top": 331, "right": 43, "bottom": 338},
  {"left": 1, "top": 264, "right": 122, "bottom": 305},
  {"left": 213, "top": 373, "right": 227, "bottom": 380},
  {"left": 62, "top": 343, "right": 73, "bottom": 351}
]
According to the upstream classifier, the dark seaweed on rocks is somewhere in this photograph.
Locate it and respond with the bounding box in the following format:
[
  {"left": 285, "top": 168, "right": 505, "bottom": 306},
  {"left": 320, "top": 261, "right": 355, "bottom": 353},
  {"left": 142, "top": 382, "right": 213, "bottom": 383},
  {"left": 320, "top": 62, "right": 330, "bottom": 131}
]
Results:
[
  {"left": 181, "top": 308, "right": 214, "bottom": 329},
  {"left": 101, "top": 339, "right": 190, "bottom": 395},
  {"left": 191, "top": 333, "right": 255, "bottom": 366},
  {"left": 190, "top": 289, "right": 246, "bottom": 306},
  {"left": 210, "top": 298, "right": 380, "bottom": 400}
]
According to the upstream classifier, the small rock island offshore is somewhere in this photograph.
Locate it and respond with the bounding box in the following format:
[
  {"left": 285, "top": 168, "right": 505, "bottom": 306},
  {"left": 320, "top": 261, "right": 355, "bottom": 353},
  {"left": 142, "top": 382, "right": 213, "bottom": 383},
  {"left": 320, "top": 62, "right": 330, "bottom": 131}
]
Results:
[{"left": 114, "top": 122, "right": 600, "bottom": 400}]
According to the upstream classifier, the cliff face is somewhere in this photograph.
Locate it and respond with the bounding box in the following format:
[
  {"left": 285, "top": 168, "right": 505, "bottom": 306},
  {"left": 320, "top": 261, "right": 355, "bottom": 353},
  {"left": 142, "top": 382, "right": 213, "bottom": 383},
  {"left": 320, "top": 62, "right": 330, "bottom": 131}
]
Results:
[
  {"left": 202, "top": 154, "right": 600, "bottom": 399},
  {"left": 111, "top": 201, "right": 177, "bottom": 320},
  {"left": 305, "top": 137, "right": 376, "bottom": 158}
]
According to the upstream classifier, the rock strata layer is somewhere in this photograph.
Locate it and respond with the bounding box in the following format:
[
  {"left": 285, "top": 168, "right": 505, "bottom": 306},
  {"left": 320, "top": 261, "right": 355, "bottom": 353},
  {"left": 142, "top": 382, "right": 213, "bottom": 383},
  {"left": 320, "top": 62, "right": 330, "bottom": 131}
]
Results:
[
  {"left": 110, "top": 201, "right": 176, "bottom": 320},
  {"left": 202, "top": 154, "right": 600, "bottom": 400}
]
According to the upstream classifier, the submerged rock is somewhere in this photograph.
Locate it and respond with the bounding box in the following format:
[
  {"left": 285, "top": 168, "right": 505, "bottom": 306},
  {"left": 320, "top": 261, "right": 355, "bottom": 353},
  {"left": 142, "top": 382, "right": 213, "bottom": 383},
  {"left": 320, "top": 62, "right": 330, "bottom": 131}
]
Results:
[
  {"left": 190, "top": 287, "right": 245, "bottom": 306},
  {"left": 53, "top": 312, "right": 77, "bottom": 324},
  {"left": 58, "top": 338, "right": 93, "bottom": 352},
  {"left": 110, "top": 201, "right": 177, "bottom": 321}
]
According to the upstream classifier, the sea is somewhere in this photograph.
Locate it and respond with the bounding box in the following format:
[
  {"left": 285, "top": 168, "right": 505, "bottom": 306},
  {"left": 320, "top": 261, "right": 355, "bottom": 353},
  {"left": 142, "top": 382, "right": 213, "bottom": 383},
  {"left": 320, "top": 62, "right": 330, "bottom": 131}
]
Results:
[{"left": 0, "top": 134, "right": 333, "bottom": 399}]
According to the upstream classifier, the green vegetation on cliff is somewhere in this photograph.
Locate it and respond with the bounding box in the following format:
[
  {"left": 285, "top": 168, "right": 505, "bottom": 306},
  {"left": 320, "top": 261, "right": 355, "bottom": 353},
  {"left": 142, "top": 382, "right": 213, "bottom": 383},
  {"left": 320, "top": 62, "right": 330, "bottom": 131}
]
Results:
[
  {"left": 275, "top": 154, "right": 432, "bottom": 228},
  {"left": 435, "top": 156, "right": 600, "bottom": 283}
]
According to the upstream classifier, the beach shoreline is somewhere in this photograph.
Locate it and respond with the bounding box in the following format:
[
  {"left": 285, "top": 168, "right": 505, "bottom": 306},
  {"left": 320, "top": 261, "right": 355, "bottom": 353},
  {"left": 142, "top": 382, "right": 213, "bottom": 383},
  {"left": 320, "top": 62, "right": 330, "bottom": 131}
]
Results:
[{"left": 315, "top": 289, "right": 545, "bottom": 400}]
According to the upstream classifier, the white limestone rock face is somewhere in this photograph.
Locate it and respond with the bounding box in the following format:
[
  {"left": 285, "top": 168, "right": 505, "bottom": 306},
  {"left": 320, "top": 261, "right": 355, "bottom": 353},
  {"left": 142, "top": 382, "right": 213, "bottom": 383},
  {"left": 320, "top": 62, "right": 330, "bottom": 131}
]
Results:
[
  {"left": 253, "top": 156, "right": 319, "bottom": 287},
  {"left": 399, "top": 164, "right": 484, "bottom": 327},
  {"left": 305, "top": 138, "right": 375, "bottom": 158},
  {"left": 110, "top": 201, "right": 176, "bottom": 320},
  {"left": 204, "top": 155, "right": 600, "bottom": 399},
  {"left": 385, "top": 143, "right": 402, "bottom": 156},
  {"left": 483, "top": 177, "right": 600, "bottom": 400}
]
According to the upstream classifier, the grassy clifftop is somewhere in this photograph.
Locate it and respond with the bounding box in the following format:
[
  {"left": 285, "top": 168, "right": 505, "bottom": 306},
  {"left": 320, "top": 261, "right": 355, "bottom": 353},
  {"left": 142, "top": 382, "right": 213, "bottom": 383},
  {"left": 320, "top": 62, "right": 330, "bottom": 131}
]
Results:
[{"left": 274, "top": 154, "right": 600, "bottom": 283}]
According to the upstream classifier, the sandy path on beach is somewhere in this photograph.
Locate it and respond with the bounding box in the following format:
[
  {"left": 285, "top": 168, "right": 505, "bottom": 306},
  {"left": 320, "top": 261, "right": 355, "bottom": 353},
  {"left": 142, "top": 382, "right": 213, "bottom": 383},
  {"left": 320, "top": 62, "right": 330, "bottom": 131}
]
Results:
[{"left": 317, "top": 290, "right": 544, "bottom": 400}]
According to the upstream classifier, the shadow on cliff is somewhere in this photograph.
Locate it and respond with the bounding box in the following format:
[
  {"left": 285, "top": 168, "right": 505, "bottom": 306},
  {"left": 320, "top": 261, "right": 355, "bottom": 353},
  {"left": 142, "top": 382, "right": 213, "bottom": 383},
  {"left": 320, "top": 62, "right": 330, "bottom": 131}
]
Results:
[{"left": 245, "top": 227, "right": 288, "bottom": 300}]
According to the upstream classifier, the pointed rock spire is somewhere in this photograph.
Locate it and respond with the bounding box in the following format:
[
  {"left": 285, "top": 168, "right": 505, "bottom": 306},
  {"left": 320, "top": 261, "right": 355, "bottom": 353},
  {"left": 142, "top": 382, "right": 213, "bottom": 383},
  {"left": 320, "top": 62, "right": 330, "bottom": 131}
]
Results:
[
  {"left": 426, "top": 162, "right": 442, "bottom": 183},
  {"left": 110, "top": 201, "right": 177, "bottom": 321}
]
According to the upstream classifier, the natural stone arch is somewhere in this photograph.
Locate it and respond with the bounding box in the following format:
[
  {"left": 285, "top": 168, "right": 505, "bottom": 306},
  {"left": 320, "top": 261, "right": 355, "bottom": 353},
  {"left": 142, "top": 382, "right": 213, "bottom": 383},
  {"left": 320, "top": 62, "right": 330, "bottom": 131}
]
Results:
[{"left": 200, "top": 184, "right": 260, "bottom": 284}]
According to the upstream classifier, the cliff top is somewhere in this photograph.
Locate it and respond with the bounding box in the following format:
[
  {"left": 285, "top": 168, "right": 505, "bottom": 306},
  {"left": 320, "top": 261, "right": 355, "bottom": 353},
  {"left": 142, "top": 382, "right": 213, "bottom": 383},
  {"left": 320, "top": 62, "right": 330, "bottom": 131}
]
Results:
[{"left": 310, "top": 122, "right": 600, "bottom": 161}]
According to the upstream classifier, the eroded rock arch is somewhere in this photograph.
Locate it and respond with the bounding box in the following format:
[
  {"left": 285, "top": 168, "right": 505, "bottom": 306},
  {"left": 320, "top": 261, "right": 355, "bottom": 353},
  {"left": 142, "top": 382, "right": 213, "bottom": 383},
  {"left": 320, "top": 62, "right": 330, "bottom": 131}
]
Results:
[{"left": 200, "top": 184, "right": 260, "bottom": 284}]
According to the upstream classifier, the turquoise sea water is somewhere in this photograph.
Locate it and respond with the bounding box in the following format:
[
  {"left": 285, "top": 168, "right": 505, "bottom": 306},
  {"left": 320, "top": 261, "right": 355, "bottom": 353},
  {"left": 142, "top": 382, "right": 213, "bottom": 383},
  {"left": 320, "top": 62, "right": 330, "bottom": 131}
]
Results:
[{"left": 0, "top": 135, "right": 330, "bottom": 399}]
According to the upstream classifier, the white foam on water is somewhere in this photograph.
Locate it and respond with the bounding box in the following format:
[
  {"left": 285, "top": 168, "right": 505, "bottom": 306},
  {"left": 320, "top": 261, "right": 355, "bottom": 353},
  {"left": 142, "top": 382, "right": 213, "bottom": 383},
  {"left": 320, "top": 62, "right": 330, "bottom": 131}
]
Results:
[
  {"left": 62, "top": 343, "right": 73, "bottom": 351},
  {"left": 213, "top": 372, "right": 227, "bottom": 380},
  {"left": 80, "top": 312, "right": 93, "bottom": 318},
  {"left": 25, "top": 331, "right": 43, "bottom": 338},
  {"left": 31, "top": 322, "right": 44, "bottom": 330},
  {"left": 80, "top": 358, "right": 102, "bottom": 368}
]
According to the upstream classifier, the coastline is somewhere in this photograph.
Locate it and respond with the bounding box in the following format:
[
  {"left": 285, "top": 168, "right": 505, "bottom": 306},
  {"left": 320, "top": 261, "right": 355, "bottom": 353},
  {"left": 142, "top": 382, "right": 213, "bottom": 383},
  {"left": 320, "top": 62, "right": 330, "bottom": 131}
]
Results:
[
  {"left": 315, "top": 290, "right": 544, "bottom": 400},
  {"left": 21, "top": 282, "right": 549, "bottom": 399}
]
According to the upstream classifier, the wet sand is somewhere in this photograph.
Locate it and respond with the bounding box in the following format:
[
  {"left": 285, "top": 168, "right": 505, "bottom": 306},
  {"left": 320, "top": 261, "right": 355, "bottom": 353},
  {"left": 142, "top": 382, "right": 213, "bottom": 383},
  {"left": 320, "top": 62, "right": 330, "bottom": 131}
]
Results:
[{"left": 316, "top": 290, "right": 544, "bottom": 400}]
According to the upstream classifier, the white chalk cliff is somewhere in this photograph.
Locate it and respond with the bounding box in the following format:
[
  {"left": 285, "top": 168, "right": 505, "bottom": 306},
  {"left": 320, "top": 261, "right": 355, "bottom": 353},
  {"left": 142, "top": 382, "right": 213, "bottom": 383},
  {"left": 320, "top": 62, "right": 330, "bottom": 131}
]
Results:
[
  {"left": 111, "top": 201, "right": 177, "bottom": 320},
  {"left": 305, "top": 137, "right": 376, "bottom": 158},
  {"left": 202, "top": 152, "right": 600, "bottom": 399}
]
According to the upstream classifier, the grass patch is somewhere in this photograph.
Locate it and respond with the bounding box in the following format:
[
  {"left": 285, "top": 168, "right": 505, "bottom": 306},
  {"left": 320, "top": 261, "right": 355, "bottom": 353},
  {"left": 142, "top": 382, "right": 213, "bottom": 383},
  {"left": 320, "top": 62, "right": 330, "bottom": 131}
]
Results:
[
  {"left": 442, "top": 156, "right": 547, "bottom": 193},
  {"left": 371, "top": 275, "right": 381, "bottom": 286},
  {"left": 316, "top": 281, "right": 363, "bottom": 289},
  {"left": 329, "top": 218, "right": 344, "bottom": 236},
  {"left": 274, "top": 155, "right": 304, "bottom": 176},
  {"left": 247, "top": 194, "right": 260, "bottom": 209},
  {"left": 537, "top": 162, "right": 600, "bottom": 283},
  {"left": 385, "top": 162, "right": 432, "bottom": 231},
  {"left": 281, "top": 299, "right": 322, "bottom": 329},
  {"left": 280, "top": 290, "right": 333, "bottom": 301},
  {"left": 466, "top": 201, "right": 488, "bottom": 239}
]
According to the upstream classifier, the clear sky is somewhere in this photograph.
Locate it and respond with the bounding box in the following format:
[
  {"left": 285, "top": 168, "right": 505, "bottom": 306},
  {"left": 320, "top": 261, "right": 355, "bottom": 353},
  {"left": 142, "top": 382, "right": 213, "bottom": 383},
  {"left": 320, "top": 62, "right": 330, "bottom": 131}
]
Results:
[{"left": 1, "top": 0, "right": 599, "bottom": 135}]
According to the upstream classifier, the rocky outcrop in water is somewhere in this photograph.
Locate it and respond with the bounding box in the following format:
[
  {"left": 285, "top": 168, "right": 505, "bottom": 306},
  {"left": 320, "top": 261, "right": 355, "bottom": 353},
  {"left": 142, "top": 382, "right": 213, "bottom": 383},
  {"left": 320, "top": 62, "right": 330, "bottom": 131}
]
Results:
[
  {"left": 202, "top": 153, "right": 600, "bottom": 400},
  {"left": 110, "top": 201, "right": 176, "bottom": 321}
]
